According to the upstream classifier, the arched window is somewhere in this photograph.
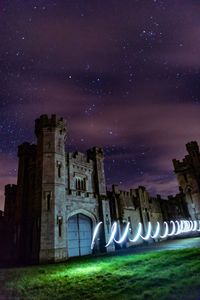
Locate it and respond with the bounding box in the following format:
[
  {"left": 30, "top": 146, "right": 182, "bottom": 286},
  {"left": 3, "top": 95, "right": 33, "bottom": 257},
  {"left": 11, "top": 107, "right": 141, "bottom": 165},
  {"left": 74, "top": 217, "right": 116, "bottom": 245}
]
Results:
[{"left": 75, "top": 177, "right": 86, "bottom": 191}]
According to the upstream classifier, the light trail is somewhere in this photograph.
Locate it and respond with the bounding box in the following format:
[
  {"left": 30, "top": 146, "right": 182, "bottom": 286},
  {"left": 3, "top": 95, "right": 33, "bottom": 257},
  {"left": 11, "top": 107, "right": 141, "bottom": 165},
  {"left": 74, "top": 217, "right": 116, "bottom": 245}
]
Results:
[
  {"left": 151, "top": 222, "right": 160, "bottom": 239},
  {"left": 168, "top": 221, "right": 176, "bottom": 236},
  {"left": 141, "top": 222, "right": 152, "bottom": 240},
  {"left": 114, "top": 222, "right": 130, "bottom": 244},
  {"left": 91, "top": 219, "right": 200, "bottom": 250},
  {"left": 90, "top": 221, "right": 103, "bottom": 250},
  {"left": 160, "top": 222, "right": 169, "bottom": 239},
  {"left": 129, "top": 223, "right": 142, "bottom": 242}
]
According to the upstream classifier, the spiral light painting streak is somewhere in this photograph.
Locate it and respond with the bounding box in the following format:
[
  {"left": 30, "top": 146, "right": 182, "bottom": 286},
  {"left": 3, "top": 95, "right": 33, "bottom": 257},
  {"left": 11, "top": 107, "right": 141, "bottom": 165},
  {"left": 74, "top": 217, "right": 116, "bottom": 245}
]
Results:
[{"left": 91, "top": 220, "right": 200, "bottom": 250}]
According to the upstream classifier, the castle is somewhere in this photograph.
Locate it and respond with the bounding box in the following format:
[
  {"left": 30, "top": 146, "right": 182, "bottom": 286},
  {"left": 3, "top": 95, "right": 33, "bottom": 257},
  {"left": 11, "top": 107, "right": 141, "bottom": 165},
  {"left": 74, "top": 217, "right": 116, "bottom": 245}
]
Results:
[{"left": 0, "top": 114, "right": 199, "bottom": 265}]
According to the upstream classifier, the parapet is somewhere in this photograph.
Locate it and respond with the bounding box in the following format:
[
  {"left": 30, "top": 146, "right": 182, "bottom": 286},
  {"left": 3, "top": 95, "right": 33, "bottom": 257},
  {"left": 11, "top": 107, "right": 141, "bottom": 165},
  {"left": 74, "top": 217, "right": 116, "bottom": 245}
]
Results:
[
  {"left": 172, "top": 158, "right": 189, "bottom": 171},
  {"left": 69, "top": 151, "right": 93, "bottom": 165},
  {"left": 18, "top": 142, "right": 37, "bottom": 157},
  {"left": 87, "top": 147, "right": 104, "bottom": 160},
  {"left": 112, "top": 185, "right": 120, "bottom": 194},
  {"left": 186, "top": 141, "right": 199, "bottom": 154},
  {"left": 173, "top": 141, "right": 200, "bottom": 172},
  {"left": 35, "top": 114, "right": 67, "bottom": 137},
  {"left": 5, "top": 184, "right": 17, "bottom": 195}
]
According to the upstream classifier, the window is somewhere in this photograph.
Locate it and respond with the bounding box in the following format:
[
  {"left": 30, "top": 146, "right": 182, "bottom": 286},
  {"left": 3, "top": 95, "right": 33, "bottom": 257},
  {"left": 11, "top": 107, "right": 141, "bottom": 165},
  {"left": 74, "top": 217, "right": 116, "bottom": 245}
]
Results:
[
  {"left": 57, "top": 216, "right": 63, "bottom": 237},
  {"left": 47, "top": 194, "right": 51, "bottom": 211},
  {"left": 44, "top": 191, "right": 52, "bottom": 211},
  {"left": 57, "top": 161, "right": 62, "bottom": 178},
  {"left": 75, "top": 177, "right": 86, "bottom": 191}
]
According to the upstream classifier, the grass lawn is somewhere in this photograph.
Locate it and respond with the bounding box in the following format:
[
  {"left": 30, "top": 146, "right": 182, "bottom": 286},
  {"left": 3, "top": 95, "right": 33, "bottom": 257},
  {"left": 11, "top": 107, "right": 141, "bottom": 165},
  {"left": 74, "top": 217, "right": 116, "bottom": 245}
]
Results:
[{"left": 1, "top": 248, "right": 200, "bottom": 300}]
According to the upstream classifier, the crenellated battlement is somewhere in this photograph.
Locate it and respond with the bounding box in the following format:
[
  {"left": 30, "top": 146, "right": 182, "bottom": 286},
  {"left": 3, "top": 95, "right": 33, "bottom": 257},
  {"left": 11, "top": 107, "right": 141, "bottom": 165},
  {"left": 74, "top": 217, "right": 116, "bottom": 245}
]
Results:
[
  {"left": 69, "top": 151, "right": 93, "bottom": 165},
  {"left": 172, "top": 158, "right": 188, "bottom": 171},
  {"left": 186, "top": 141, "right": 199, "bottom": 155},
  {"left": 18, "top": 142, "right": 36, "bottom": 157},
  {"left": 87, "top": 147, "right": 104, "bottom": 159},
  {"left": 35, "top": 114, "right": 67, "bottom": 137},
  {"left": 5, "top": 184, "right": 17, "bottom": 194}
]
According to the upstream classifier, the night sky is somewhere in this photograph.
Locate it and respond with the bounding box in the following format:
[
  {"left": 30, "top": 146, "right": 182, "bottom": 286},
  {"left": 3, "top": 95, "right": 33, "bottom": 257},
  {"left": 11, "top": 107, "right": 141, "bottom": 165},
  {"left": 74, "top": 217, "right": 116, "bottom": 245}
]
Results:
[{"left": 1, "top": 1, "right": 200, "bottom": 210}]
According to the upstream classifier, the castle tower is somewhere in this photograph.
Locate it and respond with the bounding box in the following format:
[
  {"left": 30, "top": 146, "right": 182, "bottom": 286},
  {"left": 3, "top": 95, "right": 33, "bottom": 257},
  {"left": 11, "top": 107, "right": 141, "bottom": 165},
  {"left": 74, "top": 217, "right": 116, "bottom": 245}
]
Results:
[
  {"left": 35, "top": 114, "right": 67, "bottom": 262},
  {"left": 173, "top": 141, "right": 200, "bottom": 220},
  {"left": 87, "top": 147, "right": 114, "bottom": 252},
  {"left": 4, "top": 184, "right": 17, "bottom": 218},
  {"left": 186, "top": 141, "right": 200, "bottom": 160},
  {"left": 15, "top": 142, "right": 37, "bottom": 263}
]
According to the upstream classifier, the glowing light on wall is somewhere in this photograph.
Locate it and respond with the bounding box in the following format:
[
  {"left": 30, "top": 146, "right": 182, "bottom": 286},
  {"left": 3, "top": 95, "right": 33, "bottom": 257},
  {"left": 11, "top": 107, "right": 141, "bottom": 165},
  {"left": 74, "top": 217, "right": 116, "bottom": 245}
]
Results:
[
  {"left": 91, "top": 219, "right": 200, "bottom": 250},
  {"left": 114, "top": 222, "right": 130, "bottom": 244},
  {"left": 160, "top": 222, "right": 169, "bottom": 239},
  {"left": 91, "top": 221, "right": 103, "bottom": 250},
  {"left": 168, "top": 221, "right": 176, "bottom": 236},
  {"left": 105, "top": 222, "right": 117, "bottom": 247},
  {"left": 129, "top": 223, "right": 142, "bottom": 242},
  {"left": 198, "top": 221, "right": 200, "bottom": 232},
  {"left": 151, "top": 222, "right": 160, "bottom": 239},
  {"left": 175, "top": 221, "right": 181, "bottom": 235},
  {"left": 141, "top": 222, "right": 152, "bottom": 240}
]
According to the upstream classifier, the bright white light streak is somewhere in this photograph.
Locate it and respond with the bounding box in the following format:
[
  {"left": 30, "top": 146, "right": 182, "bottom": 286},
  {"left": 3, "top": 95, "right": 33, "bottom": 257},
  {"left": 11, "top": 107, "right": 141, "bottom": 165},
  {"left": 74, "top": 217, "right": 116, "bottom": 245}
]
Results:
[
  {"left": 180, "top": 220, "right": 184, "bottom": 232},
  {"left": 192, "top": 221, "right": 198, "bottom": 232},
  {"left": 141, "top": 222, "right": 152, "bottom": 240},
  {"left": 151, "top": 222, "right": 160, "bottom": 239},
  {"left": 175, "top": 220, "right": 181, "bottom": 235},
  {"left": 105, "top": 222, "right": 118, "bottom": 247},
  {"left": 189, "top": 220, "right": 194, "bottom": 231},
  {"left": 91, "top": 222, "right": 103, "bottom": 250},
  {"left": 184, "top": 221, "right": 190, "bottom": 233},
  {"left": 114, "top": 222, "right": 130, "bottom": 244},
  {"left": 160, "top": 222, "right": 169, "bottom": 238},
  {"left": 128, "top": 223, "right": 142, "bottom": 242},
  {"left": 168, "top": 221, "right": 176, "bottom": 236},
  {"left": 198, "top": 221, "right": 200, "bottom": 232},
  {"left": 92, "top": 219, "right": 200, "bottom": 249}
]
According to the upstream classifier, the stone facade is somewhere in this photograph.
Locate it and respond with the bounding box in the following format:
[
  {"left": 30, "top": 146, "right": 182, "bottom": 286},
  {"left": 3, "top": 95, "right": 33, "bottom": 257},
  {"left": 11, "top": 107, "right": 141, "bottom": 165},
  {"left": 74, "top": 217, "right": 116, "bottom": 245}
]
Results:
[
  {"left": 3, "top": 115, "right": 113, "bottom": 264},
  {"left": 1, "top": 114, "right": 199, "bottom": 265},
  {"left": 173, "top": 141, "right": 200, "bottom": 220}
]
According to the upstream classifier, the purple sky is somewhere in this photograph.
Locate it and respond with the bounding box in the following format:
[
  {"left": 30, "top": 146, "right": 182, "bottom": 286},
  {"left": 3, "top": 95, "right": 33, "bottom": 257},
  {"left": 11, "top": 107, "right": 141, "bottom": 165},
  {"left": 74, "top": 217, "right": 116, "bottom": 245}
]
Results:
[{"left": 1, "top": 1, "right": 200, "bottom": 210}]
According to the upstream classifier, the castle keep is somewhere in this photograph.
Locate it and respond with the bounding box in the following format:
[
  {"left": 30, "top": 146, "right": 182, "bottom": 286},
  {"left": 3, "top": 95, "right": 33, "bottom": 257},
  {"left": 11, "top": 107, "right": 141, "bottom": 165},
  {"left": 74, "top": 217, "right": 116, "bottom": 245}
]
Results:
[{"left": 0, "top": 115, "right": 199, "bottom": 265}]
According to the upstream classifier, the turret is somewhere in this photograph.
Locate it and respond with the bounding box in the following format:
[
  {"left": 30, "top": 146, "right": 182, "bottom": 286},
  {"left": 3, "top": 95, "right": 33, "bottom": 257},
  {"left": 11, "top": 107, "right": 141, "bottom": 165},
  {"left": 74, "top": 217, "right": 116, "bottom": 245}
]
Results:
[
  {"left": 87, "top": 147, "right": 106, "bottom": 196},
  {"left": 186, "top": 141, "right": 200, "bottom": 158},
  {"left": 87, "top": 147, "right": 114, "bottom": 252},
  {"left": 35, "top": 114, "right": 67, "bottom": 262}
]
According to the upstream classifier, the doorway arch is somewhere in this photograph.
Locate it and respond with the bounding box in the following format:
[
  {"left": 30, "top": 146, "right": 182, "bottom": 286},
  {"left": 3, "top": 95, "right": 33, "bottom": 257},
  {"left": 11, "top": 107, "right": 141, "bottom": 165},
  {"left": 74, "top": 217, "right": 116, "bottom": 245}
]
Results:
[{"left": 67, "top": 213, "right": 93, "bottom": 257}]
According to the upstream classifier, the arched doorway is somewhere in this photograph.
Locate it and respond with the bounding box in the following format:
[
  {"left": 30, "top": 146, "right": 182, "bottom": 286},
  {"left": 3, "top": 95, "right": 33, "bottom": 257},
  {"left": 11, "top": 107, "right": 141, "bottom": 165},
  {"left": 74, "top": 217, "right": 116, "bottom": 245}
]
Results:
[{"left": 67, "top": 214, "right": 92, "bottom": 257}]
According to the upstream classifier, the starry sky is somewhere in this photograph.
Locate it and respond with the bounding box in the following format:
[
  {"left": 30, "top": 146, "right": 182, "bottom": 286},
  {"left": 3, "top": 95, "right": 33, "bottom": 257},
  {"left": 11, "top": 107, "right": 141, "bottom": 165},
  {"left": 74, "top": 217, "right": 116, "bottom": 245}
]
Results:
[{"left": 1, "top": 0, "right": 200, "bottom": 210}]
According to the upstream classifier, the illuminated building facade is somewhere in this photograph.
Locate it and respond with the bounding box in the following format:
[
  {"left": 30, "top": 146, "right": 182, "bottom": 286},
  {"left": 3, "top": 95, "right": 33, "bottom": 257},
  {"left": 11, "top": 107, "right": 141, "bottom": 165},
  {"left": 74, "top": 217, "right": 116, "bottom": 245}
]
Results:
[{"left": 0, "top": 114, "right": 198, "bottom": 265}]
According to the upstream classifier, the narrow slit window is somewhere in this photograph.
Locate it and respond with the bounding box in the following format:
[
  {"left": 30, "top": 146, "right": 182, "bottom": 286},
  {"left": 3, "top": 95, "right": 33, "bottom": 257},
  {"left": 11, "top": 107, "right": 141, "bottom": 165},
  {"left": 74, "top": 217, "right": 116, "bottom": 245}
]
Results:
[
  {"left": 44, "top": 191, "right": 51, "bottom": 211},
  {"left": 47, "top": 193, "right": 51, "bottom": 211},
  {"left": 57, "top": 162, "right": 62, "bottom": 178},
  {"left": 57, "top": 216, "right": 63, "bottom": 237}
]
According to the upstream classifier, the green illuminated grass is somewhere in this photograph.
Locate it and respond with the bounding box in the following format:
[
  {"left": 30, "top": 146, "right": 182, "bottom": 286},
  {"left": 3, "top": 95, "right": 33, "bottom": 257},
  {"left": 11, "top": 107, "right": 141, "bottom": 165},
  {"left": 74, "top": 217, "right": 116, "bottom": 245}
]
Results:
[{"left": 1, "top": 248, "right": 200, "bottom": 300}]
